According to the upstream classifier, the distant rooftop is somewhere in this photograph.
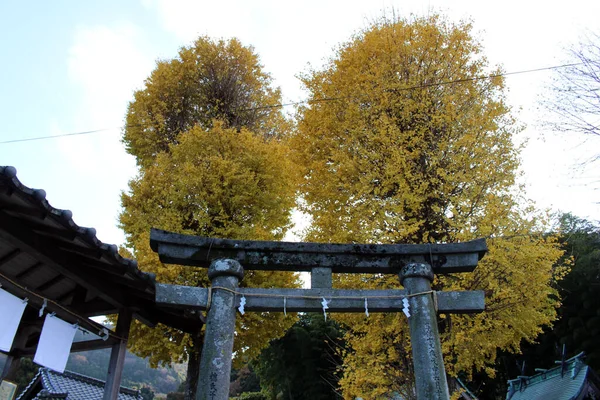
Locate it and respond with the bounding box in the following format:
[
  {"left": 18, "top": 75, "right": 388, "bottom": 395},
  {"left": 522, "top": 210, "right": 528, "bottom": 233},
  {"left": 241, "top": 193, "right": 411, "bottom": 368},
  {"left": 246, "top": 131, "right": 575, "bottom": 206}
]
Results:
[
  {"left": 506, "top": 352, "right": 600, "bottom": 400},
  {"left": 16, "top": 368, "right": 142, "bottom": 400}
]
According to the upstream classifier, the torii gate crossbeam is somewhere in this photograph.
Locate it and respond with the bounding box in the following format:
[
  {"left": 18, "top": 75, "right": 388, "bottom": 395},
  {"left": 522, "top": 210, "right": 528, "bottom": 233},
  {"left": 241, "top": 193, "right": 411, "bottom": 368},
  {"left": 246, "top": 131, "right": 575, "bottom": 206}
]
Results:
[
  {"left": 150, "top": 228, "right": 488, "bottom": 400},
  {"left": 156, "top": 284, "right": 484, "bottom": 313}
]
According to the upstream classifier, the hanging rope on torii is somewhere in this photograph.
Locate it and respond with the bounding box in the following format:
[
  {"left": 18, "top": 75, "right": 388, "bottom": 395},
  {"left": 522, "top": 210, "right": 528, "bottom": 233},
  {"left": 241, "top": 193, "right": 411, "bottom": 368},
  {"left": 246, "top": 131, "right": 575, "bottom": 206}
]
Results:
[{"left": 150, "top": 228, "right": 488, "bottom": 400}]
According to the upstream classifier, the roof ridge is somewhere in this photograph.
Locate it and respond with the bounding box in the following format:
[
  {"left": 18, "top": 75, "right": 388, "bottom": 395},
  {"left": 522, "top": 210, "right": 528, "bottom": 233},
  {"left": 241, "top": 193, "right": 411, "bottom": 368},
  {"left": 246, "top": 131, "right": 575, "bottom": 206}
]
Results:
[
  {"left": 40, "top": 368, "right": 61, "bottom": 394},
  {"left": 16, "top": 369, "right": 43, "bottom": 400},
  {"left": 508, "top": 352, "right": 587, "bottom": 385},
  {"left": 46, "top": 368, "right": 142, "bottom": 396},
  {"left": 517, "top": 366, "right": 588, "bottom": 389},
  {"left": 0, "top": 166, "right": 155, "bottom": 284},
  {"left": 57, "top": 369, "right": 108, "bottom": 386}
]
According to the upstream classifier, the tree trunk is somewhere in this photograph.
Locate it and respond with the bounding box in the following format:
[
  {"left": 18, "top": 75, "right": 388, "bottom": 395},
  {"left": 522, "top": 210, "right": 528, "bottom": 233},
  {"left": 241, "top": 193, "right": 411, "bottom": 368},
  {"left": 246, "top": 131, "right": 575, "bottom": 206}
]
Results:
[{"left": 184, "top": 330, "right": 203, "bottom": 400}]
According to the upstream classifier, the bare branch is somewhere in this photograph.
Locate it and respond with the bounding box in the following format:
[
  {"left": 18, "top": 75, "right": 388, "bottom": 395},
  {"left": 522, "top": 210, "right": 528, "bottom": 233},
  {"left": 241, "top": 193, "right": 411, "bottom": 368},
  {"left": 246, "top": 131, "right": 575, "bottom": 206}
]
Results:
[{"left": 542, "top": 32, "right": 600, "bottom": 158}]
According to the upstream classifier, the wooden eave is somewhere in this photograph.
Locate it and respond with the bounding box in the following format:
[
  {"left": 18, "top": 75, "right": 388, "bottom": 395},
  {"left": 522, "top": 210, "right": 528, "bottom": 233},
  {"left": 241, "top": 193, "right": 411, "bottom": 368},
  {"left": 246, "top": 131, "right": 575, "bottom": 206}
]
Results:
[{"left": 0, "top": 166, "right": 201, "bottom": 357}]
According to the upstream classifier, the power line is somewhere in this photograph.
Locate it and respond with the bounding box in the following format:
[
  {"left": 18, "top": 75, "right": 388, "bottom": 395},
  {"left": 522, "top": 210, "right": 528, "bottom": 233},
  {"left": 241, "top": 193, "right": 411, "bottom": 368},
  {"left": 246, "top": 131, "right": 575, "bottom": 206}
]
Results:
[
  {"left": 239, "top": 61, "right": 586, "bottom": 112},
  {"left": 0, "top": 127, "right": 120, "bottom": 144},
  {"left": 0, "top": 61, "right": 586, "bottom": 145}
]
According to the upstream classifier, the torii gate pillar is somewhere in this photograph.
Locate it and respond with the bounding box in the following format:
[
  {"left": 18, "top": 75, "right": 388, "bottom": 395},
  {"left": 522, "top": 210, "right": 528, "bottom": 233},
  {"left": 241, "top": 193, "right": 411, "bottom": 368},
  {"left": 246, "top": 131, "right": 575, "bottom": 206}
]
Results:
[
  {"left": 400, "top": 263, "right": 449, "bottom": 400},
  {"left": 197, "top": 259, "right": 243, "bottom": 400}
]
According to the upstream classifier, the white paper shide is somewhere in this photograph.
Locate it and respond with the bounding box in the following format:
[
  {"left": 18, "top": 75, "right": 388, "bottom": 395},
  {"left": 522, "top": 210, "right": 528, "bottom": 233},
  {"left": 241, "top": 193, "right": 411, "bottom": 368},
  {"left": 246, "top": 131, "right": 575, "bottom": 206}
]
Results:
[
  {"left": 0, "top": 288, "right": 27, "bottom": 352},
  {"left": 33, "top": 314, "right": 77, "bottom": 373}
]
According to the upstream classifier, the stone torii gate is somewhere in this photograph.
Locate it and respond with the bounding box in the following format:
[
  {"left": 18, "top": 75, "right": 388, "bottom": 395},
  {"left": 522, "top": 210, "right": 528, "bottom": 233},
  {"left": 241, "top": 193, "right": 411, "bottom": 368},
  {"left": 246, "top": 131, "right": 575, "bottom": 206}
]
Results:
[{"left": 150, "top": 228, "right": 487, "bottom": 400}]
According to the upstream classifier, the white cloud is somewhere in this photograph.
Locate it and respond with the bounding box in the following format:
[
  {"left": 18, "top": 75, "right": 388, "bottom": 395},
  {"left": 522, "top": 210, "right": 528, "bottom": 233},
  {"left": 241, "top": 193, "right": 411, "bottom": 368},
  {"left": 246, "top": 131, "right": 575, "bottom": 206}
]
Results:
[
  {"left": 45, "top": 22, "right": 156, "bottom": 244},
  {"left": 140, "top": 0, "right": 386, "bottom": 101},
  {"left": 141, "top": 0, "right": 251, "bottom": 42},
  {"left": 67, "top": 22, "right": 153, "bottom": 127}
]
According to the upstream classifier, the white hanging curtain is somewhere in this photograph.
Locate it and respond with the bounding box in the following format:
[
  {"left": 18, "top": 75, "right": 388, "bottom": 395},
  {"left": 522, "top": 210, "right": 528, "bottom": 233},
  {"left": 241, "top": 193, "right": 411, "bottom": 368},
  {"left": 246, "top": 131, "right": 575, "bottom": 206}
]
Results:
[
  {"left": 0, "top": 288, "right": 27, "bottom": 352},
  {"left": 33, "top": 314, "right": 77, "bottom": 373}
]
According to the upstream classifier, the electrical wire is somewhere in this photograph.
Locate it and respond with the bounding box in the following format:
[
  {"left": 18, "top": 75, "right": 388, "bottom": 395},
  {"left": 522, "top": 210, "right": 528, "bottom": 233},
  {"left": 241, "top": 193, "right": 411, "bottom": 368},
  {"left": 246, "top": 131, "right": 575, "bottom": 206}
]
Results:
[
  {"left": 1, "top": 127, "right": 121, "bottom": 145},
  {"left": 240, "top": 62, "right": 586, "bottom": 112},
  {"left": 0, "top": 61, "right": 588, "bottom": 145}
]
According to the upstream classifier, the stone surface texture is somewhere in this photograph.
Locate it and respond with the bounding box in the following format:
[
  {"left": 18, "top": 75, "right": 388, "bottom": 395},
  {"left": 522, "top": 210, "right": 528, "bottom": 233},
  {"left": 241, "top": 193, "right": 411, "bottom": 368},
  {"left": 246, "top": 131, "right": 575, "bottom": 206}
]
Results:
[
  {"left": 156, "top": 284, "right": 484, "bottom": 314},
  {"left": 197, "top": 259, "right": 243, "bottom": 400},
  {"left": 400, "top": 263, "right": 450, "bottom": 400},
  {"left": 310, "top": 267, "right": 332, "bottom": 288}
]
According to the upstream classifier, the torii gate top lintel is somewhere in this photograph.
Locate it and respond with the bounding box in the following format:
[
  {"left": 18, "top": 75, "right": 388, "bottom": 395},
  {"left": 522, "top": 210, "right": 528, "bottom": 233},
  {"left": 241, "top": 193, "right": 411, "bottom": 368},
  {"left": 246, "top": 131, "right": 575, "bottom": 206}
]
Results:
[{"left": 149, "top": 228, "right": 488, "bottom": 274}]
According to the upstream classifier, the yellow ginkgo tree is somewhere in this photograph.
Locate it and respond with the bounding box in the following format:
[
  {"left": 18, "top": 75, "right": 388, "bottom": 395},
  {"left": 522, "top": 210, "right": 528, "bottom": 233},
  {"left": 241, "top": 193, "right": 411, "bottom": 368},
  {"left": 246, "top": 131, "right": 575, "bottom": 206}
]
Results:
[
  {"left": 120, "top": 37, "right": 299, "bottom": 400},
  {"left": 291, "top": 14, "right": 565, "bottom": 399}
]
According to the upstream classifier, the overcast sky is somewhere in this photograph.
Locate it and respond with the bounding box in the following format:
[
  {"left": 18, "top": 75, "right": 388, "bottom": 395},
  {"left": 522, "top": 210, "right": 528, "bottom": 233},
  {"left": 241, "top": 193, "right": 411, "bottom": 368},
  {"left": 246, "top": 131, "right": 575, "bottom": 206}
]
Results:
[{"left": 1, "top": 0, "right": 599, "bottom": 246}]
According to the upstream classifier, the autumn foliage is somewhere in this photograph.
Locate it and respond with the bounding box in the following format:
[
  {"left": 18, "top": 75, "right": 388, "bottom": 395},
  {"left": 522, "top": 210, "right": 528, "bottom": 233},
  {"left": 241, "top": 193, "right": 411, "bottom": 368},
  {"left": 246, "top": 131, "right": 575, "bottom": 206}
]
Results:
[
  {"left": 290, "top": 15, "right": 565, "bottom": 398},
  {"left": 123, "top": 37, "right": 288, "bottom": 168},
  {"left": 120, "top": 38, "right": 299, "bottom": 399},
  {"left": 120, "top": 17, "right": 566, "bottom": 400},
  {"left": 121, "top": 123, "right": 299, "bottom": 368}
]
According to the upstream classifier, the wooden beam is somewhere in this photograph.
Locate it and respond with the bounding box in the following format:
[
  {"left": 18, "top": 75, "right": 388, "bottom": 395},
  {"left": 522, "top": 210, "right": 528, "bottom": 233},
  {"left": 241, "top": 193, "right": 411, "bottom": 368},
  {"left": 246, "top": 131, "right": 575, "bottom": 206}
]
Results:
[
  {"left": 75, "top": 299, "right": 119, "bottom": 317},
  {"left": 35, "top": 273, "right": 66, "bottom": 292},
  {"left": 150, "top": 228, "right": 488, "bottom": 274},
  {"left": 42, "top": 235, "right": 104, "bottom": 259},
  {"left": 139, "top": 307, "right": 202, "bottom": 333},
  {"left": 15, "top": 261, "right": 43, "bottom": 279},
  {"left": 0, "top": 242, "right": 156, "bottom": 325},
  {"left": 14, "top": 337, "right": 119, "bottom": 356},
  {"left": 0, "top": 212, "right": 152, "bottom": 315},
  {"left": 0, "top": 210, "right": 125, "bottom": 309},
  {"left": 57, "top": 252, "right": 152, "bottom": 293},
  {"left": 0, "top": 214, "right": 202, "bottom": 331},
  {"left": 71, "top": 338, "right": 118, "bottom": 353},
  {"left": 20, "top": 220, "right": 79, "bottom": 241},
  {"left": 0, "top": 274, "right": 118, "bottom": 342},
  {"left": 156, "top": 284, "right": 485, "bottom": 314},
  {"left": 71, "top": 284, "right": 88, "bottom": 305},
  {"left": 0, "top": 202, "right": 48, "bottom": 219},
  {"left": 0, "top": 248, "right": 21, "bottom": 267}
]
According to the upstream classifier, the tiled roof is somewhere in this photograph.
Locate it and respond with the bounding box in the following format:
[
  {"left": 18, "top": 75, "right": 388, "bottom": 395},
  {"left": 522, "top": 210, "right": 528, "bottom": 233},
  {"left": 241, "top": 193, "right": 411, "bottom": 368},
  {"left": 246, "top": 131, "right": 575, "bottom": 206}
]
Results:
[
  {"left": 506, "top": 352, "right": 600, "bottom": 400},
  {"left": 0, "top": 166, "right": 151, "bottom": 282},
  {"left": 0, "top": 165, "right": 202, "bottom": 348},
  {"left": 17, "top": 368, "right": 142, "bottom": 400}
]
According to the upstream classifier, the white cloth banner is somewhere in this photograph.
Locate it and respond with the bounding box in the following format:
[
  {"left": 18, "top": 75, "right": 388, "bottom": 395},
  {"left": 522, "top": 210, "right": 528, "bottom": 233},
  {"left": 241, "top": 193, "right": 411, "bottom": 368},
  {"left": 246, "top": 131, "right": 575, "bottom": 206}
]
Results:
[
  {"left": 0, "top": 288, "right": 27, "bottom": 352},
  {"left": 33, "top": 314, "right": 76, "bottom": 373}
]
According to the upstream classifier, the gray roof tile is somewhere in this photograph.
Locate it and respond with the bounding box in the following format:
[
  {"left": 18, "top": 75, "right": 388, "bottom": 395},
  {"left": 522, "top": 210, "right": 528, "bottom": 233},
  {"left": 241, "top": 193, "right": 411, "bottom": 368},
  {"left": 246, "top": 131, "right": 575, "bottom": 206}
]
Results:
[
  {"left": 17, "top": 368, "right": 143, "bottom": 400},
  {"left": 0, "top": 166, "right": 152, "bottom": 283}
]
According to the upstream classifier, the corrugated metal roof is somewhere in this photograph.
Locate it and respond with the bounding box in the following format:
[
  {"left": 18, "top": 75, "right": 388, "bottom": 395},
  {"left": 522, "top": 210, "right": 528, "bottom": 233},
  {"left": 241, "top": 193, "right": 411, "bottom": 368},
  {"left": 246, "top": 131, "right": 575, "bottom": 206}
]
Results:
[{"left": 17, "top": 368, "right": 142, "bottom": 400}]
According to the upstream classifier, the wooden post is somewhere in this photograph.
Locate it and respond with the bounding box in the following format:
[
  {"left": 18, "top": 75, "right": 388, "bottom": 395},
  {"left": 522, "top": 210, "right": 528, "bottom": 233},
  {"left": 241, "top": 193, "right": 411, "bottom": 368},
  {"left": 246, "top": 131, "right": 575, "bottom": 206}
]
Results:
[
  {"left": 103, "top": 308, "right": 132, "bottom": 400},
  {"left": 1, "top": 353, "right": 20, "bottom": 382},
  {"left": 1, "top": 313, "right": 35, "bottom": 381},
  {"left": 184, "top": 330, "right": 203, "bottom": 400}
]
